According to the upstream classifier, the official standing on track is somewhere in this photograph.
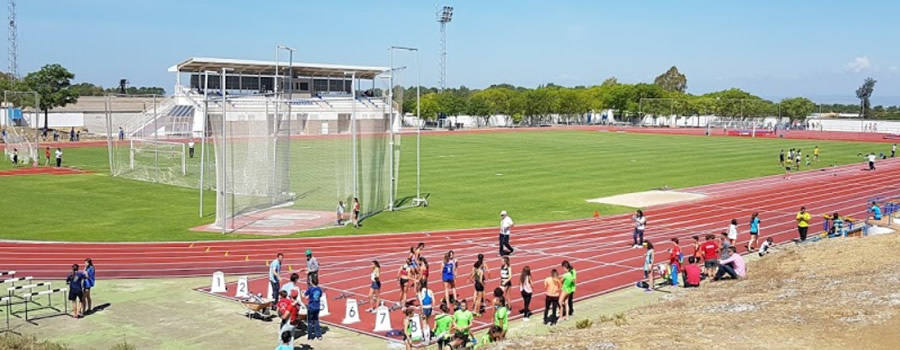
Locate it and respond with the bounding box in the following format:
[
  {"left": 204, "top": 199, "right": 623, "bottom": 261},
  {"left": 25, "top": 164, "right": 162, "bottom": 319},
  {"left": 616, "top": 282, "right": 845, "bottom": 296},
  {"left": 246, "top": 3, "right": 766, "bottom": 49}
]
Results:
[
  {"left": 796, "top": 207, "right": 811, "bottom": 242},
  {"left": 499, "top": 210, "right": 515, "bottom": 256},
  {"left": 632, "top": 210, "right": 646, "bottom": 248},
  {"left": 304, "top": 250, "right": 319, "bottom": 287},
  {"left": 55, "top": 148, "right": 63, "bottom": 167},
  {"left": 270, "top": 253, "right": 284, "bottom": 307}
]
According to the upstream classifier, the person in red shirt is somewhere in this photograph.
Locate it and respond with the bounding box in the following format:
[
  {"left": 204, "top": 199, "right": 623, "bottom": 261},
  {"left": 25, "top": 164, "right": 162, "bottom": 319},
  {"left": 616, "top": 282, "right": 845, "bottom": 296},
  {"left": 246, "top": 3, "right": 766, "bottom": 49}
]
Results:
[
  {"left": 700, "top": 234, "right": 720, "bottom": 278},
  {"left": 668, "top": 237, "right": 682, "bottom": 286},
  {"left": 691, "top": 235, "right": 702, "bottom": 260},
  {"left": 276, "top": 289, "right": 300, "bottom": 345},
  {"left": 683, "top": 256, "right": 701, "bottom": 288}
]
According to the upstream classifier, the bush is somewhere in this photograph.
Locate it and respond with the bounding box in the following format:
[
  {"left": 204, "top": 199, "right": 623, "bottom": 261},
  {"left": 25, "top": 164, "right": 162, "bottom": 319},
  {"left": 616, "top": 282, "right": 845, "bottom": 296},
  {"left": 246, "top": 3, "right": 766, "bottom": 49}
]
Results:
[
  {"left": 0, "top": 335, "right": 135, "bottom": 350},
  {"left": 575, "top": 318, "right": 593, "bottom": 329}
]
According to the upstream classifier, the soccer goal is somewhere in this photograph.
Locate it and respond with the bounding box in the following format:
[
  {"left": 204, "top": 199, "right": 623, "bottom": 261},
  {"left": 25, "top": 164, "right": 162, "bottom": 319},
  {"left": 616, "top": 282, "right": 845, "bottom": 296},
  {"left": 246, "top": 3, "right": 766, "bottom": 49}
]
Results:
[
  {"left": 2, "top": 91, "right": 40, "bottom": 166},
  {"left": 129, "top": 139, "right": 186, "bottom": 176}
]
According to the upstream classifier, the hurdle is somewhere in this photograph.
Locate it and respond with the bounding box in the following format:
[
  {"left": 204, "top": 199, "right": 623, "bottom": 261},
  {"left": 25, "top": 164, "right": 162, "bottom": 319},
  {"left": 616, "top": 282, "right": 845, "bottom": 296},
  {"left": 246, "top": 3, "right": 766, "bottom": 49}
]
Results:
[
  {"left": 22, "top": 288, "right": 67, "bottom": 324},
  {"left": 7, "top": 281, "right": 52, "bottom": 309},
  {"left": 0, "top": 275, "right": 28, "bottom": 290},
  {"left": 0, "top": 295, "right": 12, "bottom": 334},
  {"left": 0, "top": 271, "right": 14, "bottom": 280}
]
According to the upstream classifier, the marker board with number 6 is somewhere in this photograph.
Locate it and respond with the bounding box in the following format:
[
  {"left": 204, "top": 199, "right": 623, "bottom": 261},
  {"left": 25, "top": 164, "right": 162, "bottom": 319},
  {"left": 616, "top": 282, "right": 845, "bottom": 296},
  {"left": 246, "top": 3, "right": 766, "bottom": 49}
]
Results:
[{"left": 342, "top": 298, "right": 360, "bottom": 324}]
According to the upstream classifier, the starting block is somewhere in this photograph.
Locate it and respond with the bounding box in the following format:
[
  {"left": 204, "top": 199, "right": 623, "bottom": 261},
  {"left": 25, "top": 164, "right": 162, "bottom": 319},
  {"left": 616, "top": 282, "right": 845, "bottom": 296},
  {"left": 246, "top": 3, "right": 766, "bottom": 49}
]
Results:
[{"left": 333, "top": 293, "right": 351, "bottom": 300}]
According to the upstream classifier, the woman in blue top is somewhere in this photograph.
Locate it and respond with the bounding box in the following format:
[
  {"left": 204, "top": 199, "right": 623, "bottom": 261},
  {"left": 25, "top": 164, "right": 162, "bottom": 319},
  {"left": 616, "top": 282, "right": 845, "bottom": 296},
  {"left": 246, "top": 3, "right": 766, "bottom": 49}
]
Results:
[
  {"left": 747, "top": 212, "right": 761, "bottom": 252},
  {"left": 441, "top": 251, "right": 457, "bottom": 306},
  {"left": 83, "top": 258, "right": 95, "bottom": 314},
  {"left": 304, "top": 275, "right": 324, "bottom": 341}
]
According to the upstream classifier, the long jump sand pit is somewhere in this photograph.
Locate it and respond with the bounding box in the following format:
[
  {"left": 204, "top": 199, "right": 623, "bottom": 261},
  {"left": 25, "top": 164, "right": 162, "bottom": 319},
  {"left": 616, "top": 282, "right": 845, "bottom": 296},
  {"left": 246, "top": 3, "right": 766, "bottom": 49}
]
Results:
[{"left": 587, "top": 190, "right": 706, "bottom": 208}]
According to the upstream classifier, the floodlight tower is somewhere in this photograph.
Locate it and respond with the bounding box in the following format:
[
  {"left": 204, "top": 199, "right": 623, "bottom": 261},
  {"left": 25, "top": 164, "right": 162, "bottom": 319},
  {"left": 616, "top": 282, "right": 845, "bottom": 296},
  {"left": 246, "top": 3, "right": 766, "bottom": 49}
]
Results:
[
  {"left": 437, "top": 5, "right": 453, "bottom": 91},
  {"left": 7, "top": 0, "right": 17, "bottom": 78}
]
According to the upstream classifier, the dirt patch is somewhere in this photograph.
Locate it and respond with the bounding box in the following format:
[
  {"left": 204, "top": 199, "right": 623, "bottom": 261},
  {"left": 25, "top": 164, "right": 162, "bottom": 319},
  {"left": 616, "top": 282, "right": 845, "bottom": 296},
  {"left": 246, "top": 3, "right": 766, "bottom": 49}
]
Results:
[
  {"left": 191, "top": 208, "right": 337, "bottom": 235},
  {"left": 587, "top": 190, "right": 706, "bottom": 208},
  {"left": 495, "top": 232, "right": 900, "bottom": 350},
  {"left": 0, "top": 167, "right": 91, "bottom": 177}
]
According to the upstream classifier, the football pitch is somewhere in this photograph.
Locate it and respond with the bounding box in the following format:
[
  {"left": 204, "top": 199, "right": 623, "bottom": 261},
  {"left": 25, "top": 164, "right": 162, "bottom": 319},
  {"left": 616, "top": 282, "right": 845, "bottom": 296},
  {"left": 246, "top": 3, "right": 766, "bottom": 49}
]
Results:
[{"left": 0, "top": 130, "right": 886, "bottom": 242}]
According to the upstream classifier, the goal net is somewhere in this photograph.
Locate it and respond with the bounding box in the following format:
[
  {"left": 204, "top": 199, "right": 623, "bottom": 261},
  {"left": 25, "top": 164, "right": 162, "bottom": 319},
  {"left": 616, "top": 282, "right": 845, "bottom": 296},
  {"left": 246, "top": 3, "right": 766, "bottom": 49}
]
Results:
[
  {"left": 206, "top": 96, "right": 295, "bottom": 230},
  {"left": 2, "top": 91, "right": 40, "bottom": 166},
  {"left": 205, "top": 90, "right": 394, "bottom": 232},
  {"left": 106, "top": 94, "right": 206, "bottom": 188}
]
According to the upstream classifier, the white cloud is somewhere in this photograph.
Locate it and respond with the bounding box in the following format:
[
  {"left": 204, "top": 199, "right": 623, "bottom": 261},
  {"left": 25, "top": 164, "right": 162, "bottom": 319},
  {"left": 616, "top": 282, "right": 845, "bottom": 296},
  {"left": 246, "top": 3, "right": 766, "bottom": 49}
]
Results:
[
  {"left": 890, "top": 66, "right": 899, "bottom": 74},
  {"left": 846, "top": 56, "right": 872, "bottom": 72}
]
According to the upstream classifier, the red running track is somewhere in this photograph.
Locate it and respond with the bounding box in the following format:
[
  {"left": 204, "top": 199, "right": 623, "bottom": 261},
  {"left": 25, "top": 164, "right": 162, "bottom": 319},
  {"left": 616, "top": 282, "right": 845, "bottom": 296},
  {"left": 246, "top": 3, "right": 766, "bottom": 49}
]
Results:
[{"left": 2, "top": 158, "right": 899, "bottom": 342}]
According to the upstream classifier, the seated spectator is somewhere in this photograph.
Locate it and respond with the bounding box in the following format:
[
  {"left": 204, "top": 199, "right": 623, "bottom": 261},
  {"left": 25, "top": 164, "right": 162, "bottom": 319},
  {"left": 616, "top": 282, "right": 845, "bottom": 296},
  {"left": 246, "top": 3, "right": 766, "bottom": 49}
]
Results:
[
  {"left": 683, "top": 257, "right": 701, "bottom": 288},
  {"left": 475, "top": 325, "right": 504, "bottom": 349},
  {"left": 714, "top": 246, "right": 746, "bottom": 281},
  {"left": 758, "top": 237, "right": 774, "bottom": 257},
  {"left": 870, "top": 202, "right": 887, "bottom": 224},
  {"left": 829, "top": 212, "right": 845, "bottom": 238}
]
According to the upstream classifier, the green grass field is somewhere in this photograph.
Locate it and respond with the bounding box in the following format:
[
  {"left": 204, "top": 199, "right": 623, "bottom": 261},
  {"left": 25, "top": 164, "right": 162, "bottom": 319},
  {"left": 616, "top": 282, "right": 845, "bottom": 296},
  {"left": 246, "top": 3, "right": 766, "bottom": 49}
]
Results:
[{"left": 0, "top": 130, "right": 885, "bottom": 242}]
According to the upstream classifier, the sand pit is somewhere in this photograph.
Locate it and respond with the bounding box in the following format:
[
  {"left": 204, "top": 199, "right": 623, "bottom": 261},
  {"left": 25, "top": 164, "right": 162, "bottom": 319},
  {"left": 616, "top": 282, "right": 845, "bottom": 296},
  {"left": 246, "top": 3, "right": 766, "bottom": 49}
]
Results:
[{"left": 587, "top": 190, "right": 706, "bottom": 208}]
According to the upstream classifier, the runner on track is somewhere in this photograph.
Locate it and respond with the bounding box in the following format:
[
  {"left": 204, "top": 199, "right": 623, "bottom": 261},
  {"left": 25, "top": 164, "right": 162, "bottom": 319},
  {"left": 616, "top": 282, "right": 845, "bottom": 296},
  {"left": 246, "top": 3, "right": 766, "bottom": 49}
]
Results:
[
  {"left": 747, "top": 212, "right": 761, "bottom": 252},
  {"left": 470, "top": 259, "right": 486, "bottom": 317},
  {"left": 499, "top": 256, "right": 512, "bottom": 301},
  {"left": 727, "top": 219, "right": 738, "bottom": 245},
  {"left": 441, "top": 251, "right": 458, "bottom": 306},
  {"left": 367, "top": 260, "right": 381, "bottom": 312}
]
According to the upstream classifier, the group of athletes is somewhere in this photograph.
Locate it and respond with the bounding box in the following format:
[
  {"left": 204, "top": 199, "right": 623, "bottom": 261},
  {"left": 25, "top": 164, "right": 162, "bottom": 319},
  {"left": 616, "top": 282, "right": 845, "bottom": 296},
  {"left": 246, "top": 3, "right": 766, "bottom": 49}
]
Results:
[
  {"left": 780, "top": 146, "right": 819, "bottom": 178},
  {"left": 359, "top": 211, "right": 576, "bottom": 350}
]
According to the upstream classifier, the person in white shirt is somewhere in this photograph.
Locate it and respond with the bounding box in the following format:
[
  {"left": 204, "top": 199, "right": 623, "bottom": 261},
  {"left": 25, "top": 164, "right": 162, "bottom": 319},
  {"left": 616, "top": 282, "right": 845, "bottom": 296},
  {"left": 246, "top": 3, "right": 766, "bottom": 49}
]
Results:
[
  {"left": 891, "top": 144, "right": 896, "bottom": 158},
  {"left": 55, "top": 148, "right": 63, "bottom": 167},
  {"left": 727, "top": 218, "right": 738, "bottom": 245},
  {"left": 188, "top": 139, "right": 195, "bottom": 158},
  {"left": 868, "top": 152, "right": 876, "bottom": 171},
  {"left": 336, "top": 201, "right": 345, "bottom": 226},
  {"left": 499, "top": 210, "right": 514, "bottom": 256},
  {"left": 632, "top": 210, "right": 647, "bottom": 248}
]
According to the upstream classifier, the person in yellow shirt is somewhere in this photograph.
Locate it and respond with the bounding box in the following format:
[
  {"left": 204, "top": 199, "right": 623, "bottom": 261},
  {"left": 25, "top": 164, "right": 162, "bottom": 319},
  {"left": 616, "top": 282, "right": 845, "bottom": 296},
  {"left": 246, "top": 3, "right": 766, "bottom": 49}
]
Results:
[
  {"left": 814, "top": 146, "right": 820, "bottom": 162},
  {"left": 796, "top": 206, "right": 811, "bottom": 241}
]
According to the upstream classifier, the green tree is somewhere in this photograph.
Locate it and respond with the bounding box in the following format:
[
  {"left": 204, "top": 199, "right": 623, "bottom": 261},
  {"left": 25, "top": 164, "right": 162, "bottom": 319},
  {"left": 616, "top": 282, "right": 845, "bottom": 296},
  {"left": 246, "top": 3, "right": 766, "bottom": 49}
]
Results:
[
  {"left": 600, "top": 77, "right": 618, "bottom": 88},
  {"left": 779, "top": 97, "right": 816, "bottom": 120},
  {"left": 467, "top": 91, "right": 493, "bottom": 126},
  {"left": 653, "top": 66, "right": 687, "bottom": 93},
  {"left": 855, "top": 77, "right": 876, "bottom": 118},
  {"left": 23, "top": 64, "right": 79, "bottom": 129}
]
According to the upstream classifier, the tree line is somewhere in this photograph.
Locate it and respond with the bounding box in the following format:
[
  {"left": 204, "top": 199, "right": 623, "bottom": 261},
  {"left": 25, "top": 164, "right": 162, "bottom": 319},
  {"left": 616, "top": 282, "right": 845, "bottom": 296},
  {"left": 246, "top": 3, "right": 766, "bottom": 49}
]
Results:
[
  {"left": 392, "top": 67, "right": 900, "bottom": 122},
  {"left": 2, "top": 64, "right": 166, "bottom": 129}
]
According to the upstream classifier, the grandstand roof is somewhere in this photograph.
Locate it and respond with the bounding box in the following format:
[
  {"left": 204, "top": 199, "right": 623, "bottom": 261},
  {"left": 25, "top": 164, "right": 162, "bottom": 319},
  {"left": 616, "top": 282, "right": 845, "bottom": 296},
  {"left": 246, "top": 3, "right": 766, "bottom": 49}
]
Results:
[{"left": 169, "top": 57, "right": 388, "bottom": 80}]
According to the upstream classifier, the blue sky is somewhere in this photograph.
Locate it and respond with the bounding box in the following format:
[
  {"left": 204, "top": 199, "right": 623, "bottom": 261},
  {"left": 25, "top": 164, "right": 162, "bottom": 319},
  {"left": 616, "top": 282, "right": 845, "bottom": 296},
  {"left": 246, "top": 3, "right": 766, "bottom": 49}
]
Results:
[{"left": 12, "top": 0, "right": 900, "bottom": 104}]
